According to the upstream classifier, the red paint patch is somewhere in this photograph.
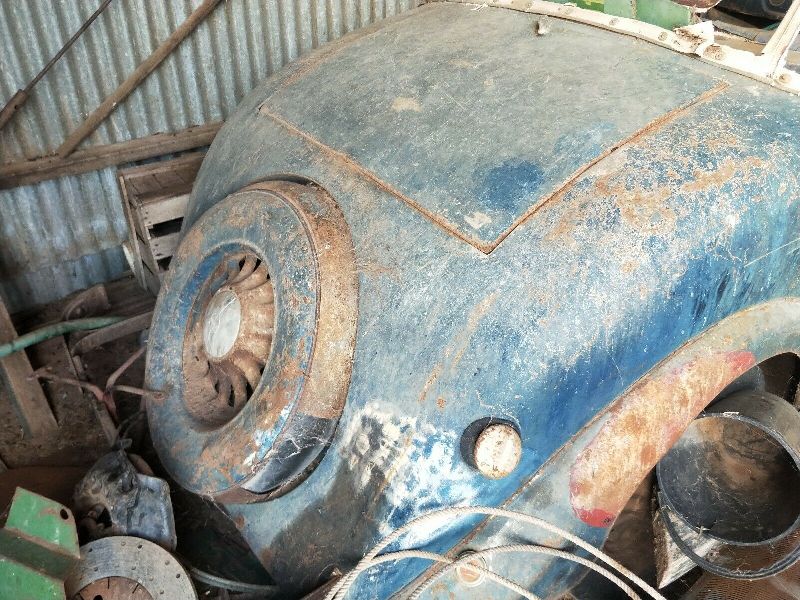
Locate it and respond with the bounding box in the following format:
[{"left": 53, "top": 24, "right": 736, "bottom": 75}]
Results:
[
  {"left": 574, "top": 507, "right": 616, "bottom": 528},
  {"left": 570, "top": 348, "right": 756, "bottom": 527}
]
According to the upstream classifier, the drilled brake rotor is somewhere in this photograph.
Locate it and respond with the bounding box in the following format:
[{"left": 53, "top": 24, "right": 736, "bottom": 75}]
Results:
[
  {"left": 73, "top": 576, "right": 154, "bottom": 600},
  {"left": 65, "top": 537, "right": 197, "bottom": 600}
]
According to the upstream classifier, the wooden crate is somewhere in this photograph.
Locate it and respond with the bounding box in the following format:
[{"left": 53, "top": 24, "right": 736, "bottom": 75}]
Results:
[{"left": 118, "top": 152, "right": 204, "bottom": 295}]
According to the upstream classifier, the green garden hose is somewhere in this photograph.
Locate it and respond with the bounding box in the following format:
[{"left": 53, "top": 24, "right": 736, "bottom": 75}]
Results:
[{"left": 0, "top": 316, "right": 124, "bottom": 358}]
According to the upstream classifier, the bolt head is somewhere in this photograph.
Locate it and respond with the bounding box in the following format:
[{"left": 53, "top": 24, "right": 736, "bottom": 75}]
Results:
[
  {"left": 455, "top": 551, "right": 487, "bottom": 587},
  {"left": 474, "top": 423, "right": 522, "bottom": 479}
]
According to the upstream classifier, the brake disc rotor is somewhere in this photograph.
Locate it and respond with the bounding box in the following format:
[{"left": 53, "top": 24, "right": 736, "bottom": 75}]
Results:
[
  {"left": 73, "top": 577, "right": 154, "bottom": 600},
  {"left": 65, "top": 537, "right": 197, "bottom": 600}
]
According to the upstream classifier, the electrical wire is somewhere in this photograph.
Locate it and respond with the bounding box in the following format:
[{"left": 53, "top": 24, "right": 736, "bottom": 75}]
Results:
[
  {"left": 324, "top": 505, "right": 668, "bottom": 600},
  {"left": 330, "top": 544, "right": 640, "bottom": 600},
  {"left": 188, "top": 565, "right": 279, "bottom": 595}
]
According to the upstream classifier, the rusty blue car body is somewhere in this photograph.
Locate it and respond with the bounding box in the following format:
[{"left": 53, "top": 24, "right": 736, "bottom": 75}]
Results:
[{"left": 145, "top": 2, "right": 800, "bottom": 598}]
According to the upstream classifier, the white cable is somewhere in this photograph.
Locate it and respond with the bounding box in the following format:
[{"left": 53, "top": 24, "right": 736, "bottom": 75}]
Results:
[
  {"left": 330, "top": 544, "right": 640, "bottom": 600},
  {"left": 407, "top": 545, "right": 641, "bottom": 600},
  {"left": 362, "top": 550, "right": 541, "bottom": 600},
  {"left": 324, "top": 506, "right": 667, "bottom": 600}
]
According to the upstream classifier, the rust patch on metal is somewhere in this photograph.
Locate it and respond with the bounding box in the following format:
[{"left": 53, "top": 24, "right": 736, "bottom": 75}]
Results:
[
  {"left": 680, "top": 156, "right": 765, "bottom": 193},
  {"left": 489, "top": 80, "right": 730, "bottom": 249},
  {"left": 570, "top": 349, "right": 756, "bottom": 527},
  {"left": 257, "top": 106, "right": 488, "bottom": 252},
  {"left": 616, "top": 185, "right": 677, "bottom": 234},
  {"left": 260, "top": 81, "right": 728, "bottom": 255},
  {"left": 249, "top": 181, "right": 360, "bottom": 422}
]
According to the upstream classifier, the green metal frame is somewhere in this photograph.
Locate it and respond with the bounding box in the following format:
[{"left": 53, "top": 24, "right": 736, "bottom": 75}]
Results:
[
  {"left": 550, "top": 0, "right": 694, "bottom": 29},
  {"left": 0, "top": 488, "right": 80, "bottom": 600}
]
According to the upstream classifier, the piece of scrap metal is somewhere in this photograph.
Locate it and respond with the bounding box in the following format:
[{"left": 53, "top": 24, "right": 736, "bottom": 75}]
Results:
[
  {"left": 0, "top": 487, "right": 80, "bottom": 600},
  {"left": 70, "top": 311, "right": 153, "bottom": 356},
  {"left": 73, "top": 450, "right": 176, "bottom": 550}
]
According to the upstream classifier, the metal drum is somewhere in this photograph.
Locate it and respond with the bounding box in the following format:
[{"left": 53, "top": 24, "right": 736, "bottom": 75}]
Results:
[{"left": 657, "top": 390, "right": 800, "bottom": 579}]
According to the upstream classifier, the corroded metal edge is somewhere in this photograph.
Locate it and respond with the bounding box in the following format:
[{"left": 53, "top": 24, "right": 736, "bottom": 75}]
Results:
[
  {"left": 437, "top": 0, "right": 800, "bottom": 95},
  {"left": 218, "top": 181, "right": 360, "bottom": 502},
  {"left": 570, "top": 298, "right": 800, "bottom": 526},
  {"left": 147, "top": 180, "right": 358, "bottom": 501},
  {"left": 259, "top": 80, "right": 728, "bottom": 255}
]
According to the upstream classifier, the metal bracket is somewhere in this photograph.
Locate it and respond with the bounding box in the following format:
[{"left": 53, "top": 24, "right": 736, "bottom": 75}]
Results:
[{"left": 0, "top": 488, "right": 80, "bottom": 600}]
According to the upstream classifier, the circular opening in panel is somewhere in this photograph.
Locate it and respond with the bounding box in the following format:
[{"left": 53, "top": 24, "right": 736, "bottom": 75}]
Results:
[
  {"left": 182, "top": 252, "right": 275, "bottom": 428},
  {"left": 659, "top": 416, "right": 800, "bottom": 544}
]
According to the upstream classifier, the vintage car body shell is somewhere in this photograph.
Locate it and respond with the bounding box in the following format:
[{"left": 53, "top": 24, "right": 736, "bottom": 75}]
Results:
[{"left": 146, "top": 3, "right": 800, "bottom": 598}]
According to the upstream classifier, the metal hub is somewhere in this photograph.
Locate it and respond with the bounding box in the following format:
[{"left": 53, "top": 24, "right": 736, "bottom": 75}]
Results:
[
  {"left": 202, "top": 288, "right": 241, "bottom": 359},
  {"left": 183, "top": 253, "right": 274, "bottom": 427}
]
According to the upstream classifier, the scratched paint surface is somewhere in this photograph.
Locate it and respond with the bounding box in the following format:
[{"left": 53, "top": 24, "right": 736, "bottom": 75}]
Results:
[
  {"left": 254, "top": 4, "right": 715, "bottom": 250},
  {"left": 569, "top": 349, "right": 756, "bottom": 528},
  {"left": 159, "top": 3, "right": 800, "bottom": 599}
]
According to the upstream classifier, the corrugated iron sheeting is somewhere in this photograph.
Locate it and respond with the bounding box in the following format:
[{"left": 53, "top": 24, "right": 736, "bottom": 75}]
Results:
[{"left": 0, "top": 0, "right": 422, "bottom": 312}]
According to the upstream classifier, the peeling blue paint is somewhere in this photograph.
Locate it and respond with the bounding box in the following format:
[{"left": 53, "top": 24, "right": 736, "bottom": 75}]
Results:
[{"left": 147, "top": 3, "right": 800, "bottom": 599}]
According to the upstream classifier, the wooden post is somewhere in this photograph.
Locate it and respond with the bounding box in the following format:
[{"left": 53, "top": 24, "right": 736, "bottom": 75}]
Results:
[
  {"left": 0, "top": 301, "right": 58, "bottom": 438},
  {"left": 56, "top": 0, "right": 223, "bottom": 157}
]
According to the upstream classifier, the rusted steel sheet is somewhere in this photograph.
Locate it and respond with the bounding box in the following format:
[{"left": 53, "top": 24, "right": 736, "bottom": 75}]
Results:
[
  {"left": 449, "top": 299, "right": 800, "bottom": 598},
  {"left": 148, "top": 3, "right": 800, "bottom": 599},
  {"left": 569, "top": 349, "right": 755, "bottom": 528}
]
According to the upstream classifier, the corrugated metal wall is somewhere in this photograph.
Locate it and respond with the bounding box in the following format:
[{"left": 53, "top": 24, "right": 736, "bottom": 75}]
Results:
[{"left": 0, "top": 0, "right": 422, "bottom": 312}]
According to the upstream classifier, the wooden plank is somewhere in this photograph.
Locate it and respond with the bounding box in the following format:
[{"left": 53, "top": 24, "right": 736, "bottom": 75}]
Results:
[
  {"left": 130, "top": 195, "right": 154, "bottom": 243},
  {"left": 150, "top": 232, "right": 181, "bottom": 260},
  {"left": 57, "top": 0, "right": 224, "bottom": 157},
  {"left": 140, "top": 185, "right": 191, "bottom": 205},
  {"left": 118, "top": 151, "right": 205, "bottom": 183},
  {"left": 119, "top": 171, "right": 145, "bottom": 286},
  {"left": 140, "top": 261, "right": 163, "bottom": 296},
  {"left": 121, "top": 241, "right": 144, "bottom": 288},
  {"left": 0, "top": 300, "right": 57, "bottom": 437},
  {"left": 141, "top": 193, "right": 190, "bottom": 228},
  {"left": 0, "top": 122, "right": 221, "bottom": 190},
  {"left": 116, "top": 152, "right": 199, "bottom": 294},
  {"left": 136, "top": 235, "right": 159, "bottom": 274}
]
